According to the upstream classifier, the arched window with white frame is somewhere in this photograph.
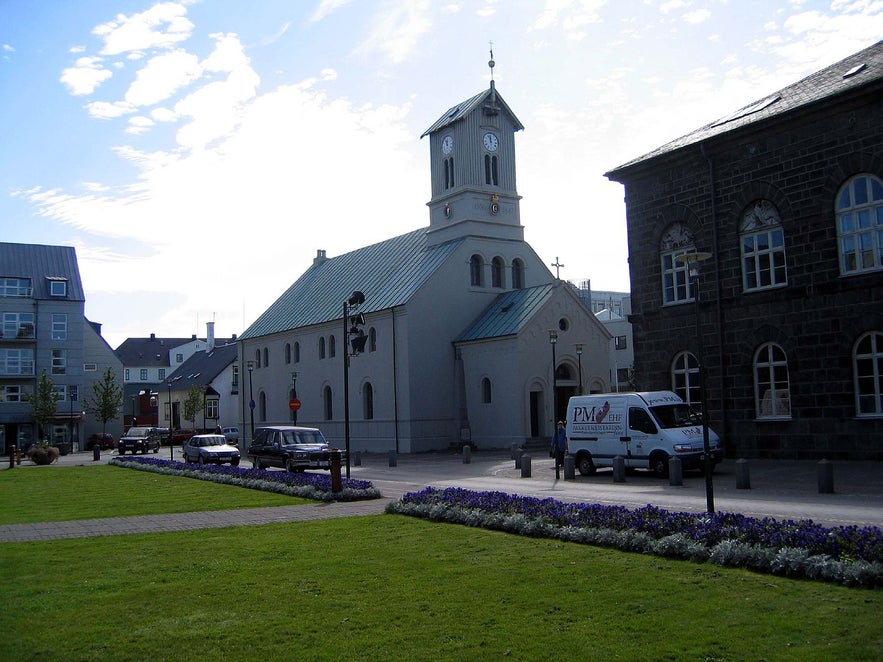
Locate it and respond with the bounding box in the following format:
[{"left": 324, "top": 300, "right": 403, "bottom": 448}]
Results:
[
  {"left": 741, "top": 199, "right": 787, "bottom": 291},
  {"left": 671, "top": 351, "right": 701, "bottom": 406},
  {"left": 837, "top": 174, "right": 883, "bottom": 275},
  {"left": 754, "top": 343, "right": 791, "bottom": 418},
  {"left": 660, "top": 223, "right": 696, "bottom": 304}
]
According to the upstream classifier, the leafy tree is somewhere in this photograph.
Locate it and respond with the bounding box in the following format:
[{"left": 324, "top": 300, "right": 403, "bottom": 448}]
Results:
[
  {"left": 85, "top": 367, "right": 124, "bottom": 434},
  {"left": 183, "top": 385, "right": 204, "bottom": 431},
  {"left": 27, "top": 370, "right": 58, "bottom": 441}
]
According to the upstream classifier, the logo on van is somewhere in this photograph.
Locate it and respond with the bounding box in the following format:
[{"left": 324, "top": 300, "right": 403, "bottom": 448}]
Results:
[{"left": 571, "top": 402, "right": 622, "bottom": 425}]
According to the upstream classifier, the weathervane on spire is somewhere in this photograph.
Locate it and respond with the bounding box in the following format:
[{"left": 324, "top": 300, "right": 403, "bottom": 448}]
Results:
[{"left": 488, "top": 41, "right": 495, "bottom": 80}]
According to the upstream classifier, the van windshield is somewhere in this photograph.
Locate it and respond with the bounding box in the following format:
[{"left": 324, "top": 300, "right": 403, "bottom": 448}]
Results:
[{"left": 650, "top": 404, "right": 702, "bottom": 429}]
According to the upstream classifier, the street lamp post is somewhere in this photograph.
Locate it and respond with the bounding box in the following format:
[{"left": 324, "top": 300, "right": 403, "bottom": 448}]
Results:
[
  {"left": 130, "top": 395, "right": 136, "bottom": 427},
  {"left": 167, "top": 381, "right": 173, "bottom": 459},
  {"left": 575, "top": 343, "right": 584, "bottom": 395},
  {"left": 676, "top": 251, "right": 715, "bottom": 514},
  {"left": 291, "top": 372, "right": 298, "bottom": 425},
  {"left": 343, "top": 291, "right": 366, "bottom": 480},
  {"left": 549, "top": 330, "right": 559, "bottom": 479},
  {"left": 246, "top": 361, "right": 255, "bottom": 449}
]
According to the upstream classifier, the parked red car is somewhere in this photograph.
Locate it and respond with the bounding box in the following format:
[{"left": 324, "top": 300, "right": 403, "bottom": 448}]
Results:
[{"left": 86, "top": 433, "right": 115, "bottom": 450}]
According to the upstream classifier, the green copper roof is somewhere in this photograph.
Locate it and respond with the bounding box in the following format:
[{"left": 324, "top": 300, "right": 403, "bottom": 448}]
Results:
[
  {"left": 454, "top": 283, "right": 555, "bottom": 342},
  {"left": 240, "top": 228, "right": 463, "bottom": 340}
]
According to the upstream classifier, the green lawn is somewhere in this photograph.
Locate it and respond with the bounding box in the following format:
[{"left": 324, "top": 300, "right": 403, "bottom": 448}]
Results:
[
  {"left": 2, "top": 465, "right": 881, "bottom": 661},
  {"left": 0, "top": 465, "right": 307, "bottom": 523}
]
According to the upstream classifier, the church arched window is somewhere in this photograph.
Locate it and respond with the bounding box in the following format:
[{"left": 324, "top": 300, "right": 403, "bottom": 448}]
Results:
[
  {"left": 512, "top": 258, "right": 525, "bottom": 289},
  {"left": 491, "top": 257, "right": 504, "bottom": 288},
  {"left": 484, "top": 154, "right": 499, "bottom": 186},
  {"left": 470, "top": 254, "right": 484, "bottom": 287}
]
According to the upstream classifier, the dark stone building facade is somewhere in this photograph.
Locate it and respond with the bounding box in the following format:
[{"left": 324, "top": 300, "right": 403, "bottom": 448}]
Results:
[{"left": 606, "top": 41, "right": 883, "bottom": 460}]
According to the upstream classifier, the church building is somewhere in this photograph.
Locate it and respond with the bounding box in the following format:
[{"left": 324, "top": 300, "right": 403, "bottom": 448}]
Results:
[{"left": 237, "top": 75, "right": 611, "bottom": 453}]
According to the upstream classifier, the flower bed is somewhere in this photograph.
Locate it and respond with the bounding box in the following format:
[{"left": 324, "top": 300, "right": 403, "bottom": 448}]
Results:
[
  {"left": 110, "top": 456, "right": 381, "bottom": 502},
  {"left": 387, "top": 487, "right": 883, "bottom": 588}
]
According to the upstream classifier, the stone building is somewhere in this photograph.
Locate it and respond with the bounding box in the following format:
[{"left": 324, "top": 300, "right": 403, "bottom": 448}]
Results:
[{"left": 605, "top": 41, "right": 883, "bottom": 460}]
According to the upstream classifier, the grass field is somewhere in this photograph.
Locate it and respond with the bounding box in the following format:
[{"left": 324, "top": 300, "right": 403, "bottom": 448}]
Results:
[{"left": 2, "top": 466, "right": 881, "bottom": 661}]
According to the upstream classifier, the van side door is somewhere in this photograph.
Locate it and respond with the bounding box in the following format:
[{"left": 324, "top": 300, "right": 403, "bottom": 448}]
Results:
[{"left": 627, "top": 407, "right": 659, "bottom": 465}]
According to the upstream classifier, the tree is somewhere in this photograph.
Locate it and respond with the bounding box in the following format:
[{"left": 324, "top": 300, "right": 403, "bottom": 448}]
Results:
[
  {"left": 85, "top": 367, "right": 124, "bottom": 434},
  {"left": 27, "top": 370, "right": 58, "bottom": 441},
  {"left": 183, "top": 385, "right": 204, "bottom": 432}
]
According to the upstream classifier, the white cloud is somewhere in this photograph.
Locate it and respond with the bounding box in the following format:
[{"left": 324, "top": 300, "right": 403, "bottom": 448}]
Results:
[
  {"left": 94, "top": 2, "right": 194, "bottom": 56},
  {"left": 85, "top": 100, "right": 137, "bottom": 119},
  {"left": 354, "top": 0, "right": 432, "bottom": 65},
  {"left": 683, "top": 9, "right": 711, "bottom": 24},
  {"left": 310, "top": 0, "right": 356, "bottom": 22},
  {"left": 124, "top": 50, "right": 202, "bottom": 107},
  {"left": 60, "top": 56, "right": 113, "bottom": 95},
  {"left": 126, "top": 116, "right": 155, "bottom": 134}
]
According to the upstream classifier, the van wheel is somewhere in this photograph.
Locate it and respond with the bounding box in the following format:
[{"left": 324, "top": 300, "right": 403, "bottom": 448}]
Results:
[
  {"left": 651, "top": 453, "right": 669, "bottom": 478},
  {"left": 577, "top": 455, "right": 596, "bottom": 476},
  {"left": 253, "top": 457, "right": 263, "bottom": 470}
]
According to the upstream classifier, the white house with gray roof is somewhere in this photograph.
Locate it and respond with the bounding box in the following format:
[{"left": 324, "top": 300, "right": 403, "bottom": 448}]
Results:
[{"left": 238, "top": 79, "right": 611, "bottom": 452}]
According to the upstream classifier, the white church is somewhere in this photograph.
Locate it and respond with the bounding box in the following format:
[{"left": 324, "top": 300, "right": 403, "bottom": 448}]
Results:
[{"left": 237, "top": 75, "right": 611, "bottom": 453}]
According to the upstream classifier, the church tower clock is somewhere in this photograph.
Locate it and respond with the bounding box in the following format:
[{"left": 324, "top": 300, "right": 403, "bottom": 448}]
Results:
[{"left": 421, "top": 55, "right": 524, "bottom": 247}]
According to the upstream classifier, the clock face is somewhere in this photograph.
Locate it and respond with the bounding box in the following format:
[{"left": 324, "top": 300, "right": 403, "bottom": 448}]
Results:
[
  {"left": 441, "top": 135, "right": 453, "bottom": 155},
  {"left": 483, "top": 132, "right": 499, "bottom": 152}
]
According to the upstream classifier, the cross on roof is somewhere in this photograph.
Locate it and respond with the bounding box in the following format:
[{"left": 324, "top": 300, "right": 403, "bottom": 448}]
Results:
[{"left": 551, "top": 257, "right": 565, "bottom": 279}]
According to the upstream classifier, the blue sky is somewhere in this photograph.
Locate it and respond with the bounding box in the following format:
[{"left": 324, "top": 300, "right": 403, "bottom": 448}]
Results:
[{"left": 2, "top": 1, "right": 881, "bottom": 349}]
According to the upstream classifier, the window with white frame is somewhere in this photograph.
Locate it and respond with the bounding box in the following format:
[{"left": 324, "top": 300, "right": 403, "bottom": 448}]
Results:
[
  {"left": 140, "top": 369, "right": 148, "bottom": 381},
  {"left": 51, "top": 313, "right": 67, "bottom": 340},
  {"left": 671, "top": 351, "right": 701, "bottom": 406},
  {"left": 854, "top": 331, "right": 883, "bottom": 416},
  {"left": 754, "top": 343, "right": 791, "bottom": 418},
  {"left": 49, "top": 279, "right": 67, "bottom": 297},
  {"left": 837, "top": 174, "right": 883, "bottom": 275},
  {"left": 660, "top": 223, "right": 696, "bottom": 304},
  {"left": 158, "top": 368, "right": 165, "bottom": 380},
  {"left": 0, "top": 277, "right": 32, "bottom": 297},
  {"left": 0, "top": 385, "right": 26, "bottom": 402},
  {"left": 614, "top": 335, "right": 627, "bottom": 350},
  {"left": 205, "top": 398, "right": 219, "bottom": 420},
  {"left": 2, "top": 312, "right": 34, "bottom": 339},
  {"left": 741, "top": 200, "right": 787, "bottom": 291}
]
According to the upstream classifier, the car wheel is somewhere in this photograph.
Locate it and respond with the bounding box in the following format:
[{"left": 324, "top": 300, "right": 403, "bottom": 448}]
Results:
[
  {"left": 284, "top": 459, "right": 294, "bottom": 473},
  {"left": 231, "top": 458, "right": 240, "bottom": 466},
  {"left": 254, "top": 457, "right": 263, "bottom": 470},
  {"left": 651, "top": 453, "right": 669, "bottom": 478},
  {"left": 577, "top": 454, "right": 596, "bottom": 476},
  {"left": 198, "top": 455, "right": 206, "bottom": 465}
]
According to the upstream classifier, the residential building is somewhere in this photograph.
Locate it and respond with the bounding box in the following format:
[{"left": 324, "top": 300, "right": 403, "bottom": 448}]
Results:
[
  {"left": 238, "top": 78, "right": 612, "bottom": 452},
  {"left": 0, "top": 242, "right": 123, "bottom": 452},
  {"left": 605, "top": 41, "right": 883, "bottom": 460}
]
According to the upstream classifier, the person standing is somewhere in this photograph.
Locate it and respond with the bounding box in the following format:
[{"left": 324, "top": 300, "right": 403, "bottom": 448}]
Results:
[{"left": 551, "top": 421, "right": 568, "bottom": 479}]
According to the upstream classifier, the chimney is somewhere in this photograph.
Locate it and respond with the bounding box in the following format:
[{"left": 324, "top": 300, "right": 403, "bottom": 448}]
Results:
[
  {"left": 150, "top": 333, "right": 156, "bottom": 340},
  {"left": 313, "top": 249, "right": 327, "bottom": 267},
  {"left": 206, "top": 321, "right": 215, "bottom": 353}
]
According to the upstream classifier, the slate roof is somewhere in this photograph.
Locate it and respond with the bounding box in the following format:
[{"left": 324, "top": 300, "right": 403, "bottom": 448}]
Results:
[
  {"left": 116, "top": 336, "right": 208, "bottom": 365},
  {"left": 160, "top": 343, "right": 238, "bottom": 391},
  {"left": 454, "top": 283, "right": 556, "bottom": 343},
  {"left": 240, "top": 228, "right": 464, "bottom": 340},
  {"left": 0, "top": 242, "right": 85, "bottom": 300},
  {"left": 606, "top": 39, "right": 883, "bottom": 177},
  {"left": 421, "top": 81, "right": 525, "bottom": 137}
]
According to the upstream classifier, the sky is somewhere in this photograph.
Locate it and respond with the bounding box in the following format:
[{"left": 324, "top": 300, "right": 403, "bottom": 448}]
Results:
[{"left": 1, "top": 1, "right": 881, "bottom": 350}]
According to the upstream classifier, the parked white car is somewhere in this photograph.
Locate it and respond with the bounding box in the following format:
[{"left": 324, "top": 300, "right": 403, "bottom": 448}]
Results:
[
  {"left": 221, "top": 426, "right": 240, "bottom": 442},
  {"left": 181, "top": 434, "right": 241, "bottom": 466}
]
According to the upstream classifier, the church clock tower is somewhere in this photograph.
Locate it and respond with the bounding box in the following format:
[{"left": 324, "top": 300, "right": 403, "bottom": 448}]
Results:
[{"left": 422, "top": 56, "right": 524, "bottom": 247}]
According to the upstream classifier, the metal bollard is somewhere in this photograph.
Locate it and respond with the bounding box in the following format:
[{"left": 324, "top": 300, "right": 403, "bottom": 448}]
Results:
[
  {"left": 388, "top": 450, "right": 397, "bottom": 467},
  {"left": 462, "top": 445, "right": 471, "bottom": 464},
  {"left": 93, "top": 444, "right": 101, "bottom": 461},
  {"left": 8, "top": 445, "right": 15, "bottom": 470},
  {"left": 354, "top": 451, "right": 362, "bottom": 467},
  {"left": 564, "top": 455, "right": 575, "bottom": 480},
  {"left": 515, "top": 448, "right": 524, "bottom": 469},
  {"left": 510, "top": 443, "right": 519, "bottom": 460},
  {"left": 613, "top": 455, "right": 626, "bottom": 483},
  {"left": 817, "top": 459, "right": 834, "bottom": 494},
  {"left": 668, "top": 455, "right": 683, "bottom": 486},
  {"left": 521, "top": 453, "right": 532, "bottom": 478},
  {"left": 735, "top": 458, "right": 751, "bottom": 489},
  {"left": 330, "top": 450, "right": 343, "bottom": 493}
]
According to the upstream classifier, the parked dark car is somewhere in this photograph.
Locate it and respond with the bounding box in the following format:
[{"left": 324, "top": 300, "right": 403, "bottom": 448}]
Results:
[
  {"left": 181, "top": 434, "right": 241, "bottom": 466},
  {"left": 247, "top": 426, "right": 332, "bottom": 472},
  {"left": 117, "top": 427, "right": 162, "bottom": 455},
  {"left": 86, "top": 433, "right": 115, "bottom": 450}
]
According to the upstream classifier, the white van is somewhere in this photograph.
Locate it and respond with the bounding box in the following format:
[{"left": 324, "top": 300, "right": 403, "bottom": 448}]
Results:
[{"left": 566, "top": 391, "right": 722, "bottom": 477}]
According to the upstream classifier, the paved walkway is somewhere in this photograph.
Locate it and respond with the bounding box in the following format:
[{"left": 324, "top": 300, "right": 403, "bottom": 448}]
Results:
[{"left": 3, "top": 450, "right": 883, "bottom": 542}]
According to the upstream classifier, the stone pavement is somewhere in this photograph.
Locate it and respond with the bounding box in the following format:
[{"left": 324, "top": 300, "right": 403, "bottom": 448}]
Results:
[{"left": 2, "top": 448, "right": 883, "bottom": 542}]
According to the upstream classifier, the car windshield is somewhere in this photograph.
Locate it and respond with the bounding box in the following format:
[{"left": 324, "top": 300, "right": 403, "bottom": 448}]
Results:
[
  {"left": 280, "top": 430, "right": 326, "bottom": 445},
  {"left": 201, "top": 437, "right": 226, "bottom": 446},
  {"left": 649, "top": 404, "right": 702, "bottom": 429},
  {"left": 125, "top": 427, "right": 150, "bottom": 437}
]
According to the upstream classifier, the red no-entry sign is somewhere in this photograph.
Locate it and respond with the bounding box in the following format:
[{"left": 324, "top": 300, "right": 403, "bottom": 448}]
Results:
[{"left": 289, "top": 398, "right": 302, "bottom": 411}]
